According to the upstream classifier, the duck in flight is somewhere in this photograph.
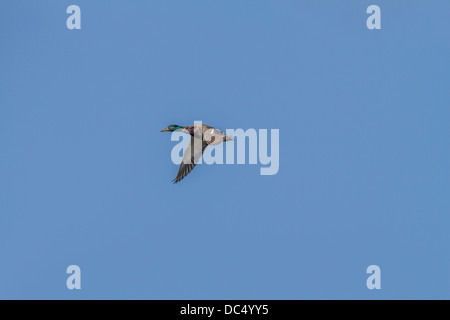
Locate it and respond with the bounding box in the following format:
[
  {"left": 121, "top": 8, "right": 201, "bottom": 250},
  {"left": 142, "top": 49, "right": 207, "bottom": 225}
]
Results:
[{"left": 161, "top": 124, "right": 234, "bottom": 183}]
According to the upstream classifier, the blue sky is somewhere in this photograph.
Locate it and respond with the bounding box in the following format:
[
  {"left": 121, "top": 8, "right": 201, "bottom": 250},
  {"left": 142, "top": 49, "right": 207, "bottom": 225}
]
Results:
[{"left": 0, "top": 1, "right": 449, "bottom": 299}]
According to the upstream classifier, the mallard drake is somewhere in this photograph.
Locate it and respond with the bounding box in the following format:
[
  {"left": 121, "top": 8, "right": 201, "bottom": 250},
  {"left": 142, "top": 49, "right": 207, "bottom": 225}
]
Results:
[{"left": 161, "top": 124, "right": 234, "bottom": 183}]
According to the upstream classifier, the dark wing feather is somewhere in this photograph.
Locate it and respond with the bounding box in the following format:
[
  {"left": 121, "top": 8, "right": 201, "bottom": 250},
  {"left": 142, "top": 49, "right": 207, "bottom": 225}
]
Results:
[{"left": 173, "top": 136, "right": 208, "bottom": 183}]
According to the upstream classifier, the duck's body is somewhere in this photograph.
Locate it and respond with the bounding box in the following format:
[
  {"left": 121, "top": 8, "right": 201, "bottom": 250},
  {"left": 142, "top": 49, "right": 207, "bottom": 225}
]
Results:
[{"left": 161, "top": 124, "right": 234, "bottom": 183}]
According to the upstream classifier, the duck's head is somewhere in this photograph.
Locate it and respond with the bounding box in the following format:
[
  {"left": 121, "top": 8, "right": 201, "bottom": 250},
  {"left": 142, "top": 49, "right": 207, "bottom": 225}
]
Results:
[{"left": 161, "top": 124, "right": 184, "bottom": 132}]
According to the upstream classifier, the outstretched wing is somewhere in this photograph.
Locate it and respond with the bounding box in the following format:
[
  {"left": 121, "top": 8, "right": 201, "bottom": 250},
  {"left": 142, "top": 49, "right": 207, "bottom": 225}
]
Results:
[{"left": 173, "top": 136, "right": 208, "bottom": 183}]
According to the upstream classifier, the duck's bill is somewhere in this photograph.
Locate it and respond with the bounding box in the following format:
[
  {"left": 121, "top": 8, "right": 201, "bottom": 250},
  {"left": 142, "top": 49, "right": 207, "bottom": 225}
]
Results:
[{"left": 160, "top": 128, "right": 169, "bottom": 132}]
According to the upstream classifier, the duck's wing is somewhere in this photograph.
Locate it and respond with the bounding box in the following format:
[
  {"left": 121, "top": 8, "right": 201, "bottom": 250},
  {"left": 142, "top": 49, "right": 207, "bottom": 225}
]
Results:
[{"left": 173, "top": 136, "right": 208, "bottom": 183}]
